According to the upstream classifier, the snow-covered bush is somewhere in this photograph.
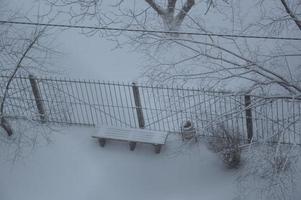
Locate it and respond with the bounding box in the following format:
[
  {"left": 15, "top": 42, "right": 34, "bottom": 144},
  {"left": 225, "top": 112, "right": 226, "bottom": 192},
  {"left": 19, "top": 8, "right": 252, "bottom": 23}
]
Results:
[
  {"left": 206, "top": 124, "right": 241, "bottom": 169},
  {"left": 237, "top": 143, "right": 300, "bottom": 200}
]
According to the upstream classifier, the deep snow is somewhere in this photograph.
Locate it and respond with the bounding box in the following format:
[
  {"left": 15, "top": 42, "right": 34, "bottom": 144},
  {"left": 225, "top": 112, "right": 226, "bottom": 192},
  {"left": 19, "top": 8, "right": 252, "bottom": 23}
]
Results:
[{"left": 1, "top": 126, "right": 239, "bottom": 200}]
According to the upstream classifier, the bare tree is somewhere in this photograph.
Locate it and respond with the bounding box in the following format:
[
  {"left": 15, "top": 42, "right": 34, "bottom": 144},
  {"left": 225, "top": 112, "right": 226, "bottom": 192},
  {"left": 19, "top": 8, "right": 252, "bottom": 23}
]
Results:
[
  {"left": 42, "top": 0, "right": 301, "bottom": 97},
  {"left": 138, "top": 0, "right": 301, "bottom": 96},
  {"left": 144, "top": 0, "right": 195, "bottom": 31},
  {"left": 0, "top": 29, "right": 45, "bottom": 136},
  {"left": 0, "top": 1, "right": 56, "bottom": 160}
]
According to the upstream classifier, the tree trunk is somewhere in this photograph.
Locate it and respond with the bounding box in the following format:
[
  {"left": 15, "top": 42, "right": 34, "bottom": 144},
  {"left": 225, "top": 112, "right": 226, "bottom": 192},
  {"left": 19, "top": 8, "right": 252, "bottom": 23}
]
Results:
[{"left": 1, "top": 117, "right": 13, "bottom": 136}]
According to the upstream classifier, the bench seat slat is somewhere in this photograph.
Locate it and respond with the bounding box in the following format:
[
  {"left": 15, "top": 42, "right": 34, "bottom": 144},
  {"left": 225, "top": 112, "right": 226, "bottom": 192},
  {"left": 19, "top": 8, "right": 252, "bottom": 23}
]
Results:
[{"left": 92, "top": 126, "right": 168, "bottom": 144}]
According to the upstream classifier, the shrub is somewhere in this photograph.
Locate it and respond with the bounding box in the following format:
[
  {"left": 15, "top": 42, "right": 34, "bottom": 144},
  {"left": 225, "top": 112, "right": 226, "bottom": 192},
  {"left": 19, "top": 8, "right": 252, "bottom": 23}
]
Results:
[
  {"left": 206, "top": 124, "right": 241, "bottom": 169},
  {"left": 237, "top": 143, "right": 300, "bottom": 200}
]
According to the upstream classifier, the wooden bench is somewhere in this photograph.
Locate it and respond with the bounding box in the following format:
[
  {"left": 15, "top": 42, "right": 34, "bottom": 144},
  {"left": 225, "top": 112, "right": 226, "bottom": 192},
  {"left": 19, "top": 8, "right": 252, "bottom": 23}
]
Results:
[{"left": 92, "top": 127, "right": 168, "bottom": 154}]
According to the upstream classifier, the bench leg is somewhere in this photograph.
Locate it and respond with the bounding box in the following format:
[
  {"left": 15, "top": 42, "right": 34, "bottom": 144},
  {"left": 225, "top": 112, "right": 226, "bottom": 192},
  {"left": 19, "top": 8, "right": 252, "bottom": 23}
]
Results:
[
  {"left": 129, "top": 142, "right": 136, "bottom": 151},
  {"left": 181, "top": 132, "right": 184, "bottom": 141},
  {"left": 98, "top": 138, "right": 106, "bottom": 147},
  {"left": 154, "top": 144, "right": 162, "bottom": 154}
]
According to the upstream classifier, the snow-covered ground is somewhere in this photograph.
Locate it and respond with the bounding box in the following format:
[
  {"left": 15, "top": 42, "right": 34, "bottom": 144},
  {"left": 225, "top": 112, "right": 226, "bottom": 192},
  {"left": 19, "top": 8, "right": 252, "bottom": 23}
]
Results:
[
  {"left": 1, "top": 125, "right": 301, "bottom": 200},
  {"left": 0, "top": 126, "right": 241, "bottom": 200}
]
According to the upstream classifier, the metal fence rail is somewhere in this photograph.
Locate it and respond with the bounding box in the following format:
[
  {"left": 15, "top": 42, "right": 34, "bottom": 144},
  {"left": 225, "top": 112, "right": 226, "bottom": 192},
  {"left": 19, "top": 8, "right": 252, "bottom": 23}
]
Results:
[{"left": 1, "top": 74, "right": 300, "bottom": 144}]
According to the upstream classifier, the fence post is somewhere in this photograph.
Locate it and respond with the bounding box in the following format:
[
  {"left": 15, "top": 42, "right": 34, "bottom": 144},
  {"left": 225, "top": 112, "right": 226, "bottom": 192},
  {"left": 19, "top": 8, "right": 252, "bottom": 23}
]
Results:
[
  {"left": 244, "top": 95, "right": 253, "bottom": 143},
  {"left": 29, "top": 74, "right": 46, "bottom": 122},
  {"left": 132, "top": 82, "right": 145, "bottom": 128},
  {"left": 130, "top": 82, "right": 145, "bottom": 150}
]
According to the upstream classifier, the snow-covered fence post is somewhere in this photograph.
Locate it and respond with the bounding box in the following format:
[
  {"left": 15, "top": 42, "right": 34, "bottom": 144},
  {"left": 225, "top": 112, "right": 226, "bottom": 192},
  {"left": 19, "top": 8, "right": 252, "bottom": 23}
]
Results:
[
  {"left": 130, "top": 82, "right": 145, "bottom": 150},
  {"left": 244, "top": 95, "right": 253, "bottom": 143},
  {"left": 132, "top": 82, "right": 145, "bottom": 128},
  {"left": 29, "top": 74, "right": 46, "bottom": 122}
]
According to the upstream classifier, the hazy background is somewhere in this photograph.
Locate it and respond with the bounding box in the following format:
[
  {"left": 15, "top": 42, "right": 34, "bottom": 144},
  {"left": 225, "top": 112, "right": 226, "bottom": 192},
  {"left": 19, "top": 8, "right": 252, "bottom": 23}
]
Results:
[
  {"left": 4, "top": 0, "right": 143, "bottom": 82},
  {"left": 55, "top": 31, "right": 143, "bottom": 81}
]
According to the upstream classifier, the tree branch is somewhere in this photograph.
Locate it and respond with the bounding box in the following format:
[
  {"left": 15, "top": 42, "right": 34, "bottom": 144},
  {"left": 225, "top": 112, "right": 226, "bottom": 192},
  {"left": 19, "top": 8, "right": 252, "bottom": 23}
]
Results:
[
  {"left": 175, "top": 0, "right": 195, "bottom": 26},
  {"left": 167, "top": 0, "right": 177, "bottom": 14},
  {"left": 280, "top": 0, "right": 301, "bottom": 31},
  {"left": 145, "top": 0, "right": 166, "bottom": 15},
  {"left": 0, "top": 29, "right": 43, "bottom": 136}
]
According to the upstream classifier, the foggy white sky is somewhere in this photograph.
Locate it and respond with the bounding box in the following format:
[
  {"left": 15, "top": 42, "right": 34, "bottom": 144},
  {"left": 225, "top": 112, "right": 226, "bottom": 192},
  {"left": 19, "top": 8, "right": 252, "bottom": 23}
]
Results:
[
  {"left": 55, "top": 30, "right": 143, "bottom": 81},
  {"left": 5, "top": 0, "right": 143, "bottom": 82}
]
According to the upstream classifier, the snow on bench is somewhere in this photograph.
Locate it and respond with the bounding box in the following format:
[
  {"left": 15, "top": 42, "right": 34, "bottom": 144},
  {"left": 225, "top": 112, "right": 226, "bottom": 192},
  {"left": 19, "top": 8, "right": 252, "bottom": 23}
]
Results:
[{"left": 92, "top": 126, "right": 168, "bottom": 153}]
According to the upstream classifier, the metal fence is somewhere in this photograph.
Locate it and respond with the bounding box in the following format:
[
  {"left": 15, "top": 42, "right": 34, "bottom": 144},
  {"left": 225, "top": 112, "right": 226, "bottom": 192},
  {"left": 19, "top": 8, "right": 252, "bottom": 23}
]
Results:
[{"left": 1, "top": 74, "right": 300, "bottom": 144}]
